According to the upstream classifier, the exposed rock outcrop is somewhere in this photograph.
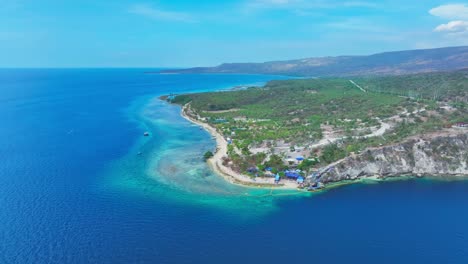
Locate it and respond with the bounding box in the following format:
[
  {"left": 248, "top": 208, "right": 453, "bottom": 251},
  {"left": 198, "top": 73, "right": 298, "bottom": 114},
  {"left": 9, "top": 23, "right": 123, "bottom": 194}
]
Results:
[{"left": 318, "top": 133, "right": 467, "bottom": 183}]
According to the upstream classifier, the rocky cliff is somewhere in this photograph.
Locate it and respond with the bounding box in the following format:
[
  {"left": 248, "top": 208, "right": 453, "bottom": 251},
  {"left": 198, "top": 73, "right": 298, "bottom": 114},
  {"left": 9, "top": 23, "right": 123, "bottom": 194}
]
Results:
[{"left": 318, "top": 133, "right": 468, "bottom": 184}]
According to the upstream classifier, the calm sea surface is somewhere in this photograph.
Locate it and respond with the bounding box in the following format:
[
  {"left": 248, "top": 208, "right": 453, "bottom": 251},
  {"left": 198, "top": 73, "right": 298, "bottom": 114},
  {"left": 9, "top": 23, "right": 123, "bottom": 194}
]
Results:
[{"left": 1, "top": 69, "right": 467, "bottom": 263}]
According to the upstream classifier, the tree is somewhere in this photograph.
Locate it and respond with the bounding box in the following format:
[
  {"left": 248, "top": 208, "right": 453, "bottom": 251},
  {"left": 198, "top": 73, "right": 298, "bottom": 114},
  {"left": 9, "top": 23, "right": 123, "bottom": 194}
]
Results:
[
  {"left": 264, "top": 154, "right": 286, "bottom": 171},
  {"left": 203, "top": 151, "right": 214, "bottom": 161},
  {"left": 227, "top": 144, "right": 234, "bottom": 155},
  {"left": 298, "top": 159, "right": 317, "bottom": 172},
  {"left": 320, "top": 144, "right": 346, "bottom": 164}
]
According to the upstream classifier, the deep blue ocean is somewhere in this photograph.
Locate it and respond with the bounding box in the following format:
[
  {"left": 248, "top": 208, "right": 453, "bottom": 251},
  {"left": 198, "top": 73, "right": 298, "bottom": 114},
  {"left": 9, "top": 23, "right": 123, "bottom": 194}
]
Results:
[{"left": 1, "top": 69, "right": 468, "bottom": 264}]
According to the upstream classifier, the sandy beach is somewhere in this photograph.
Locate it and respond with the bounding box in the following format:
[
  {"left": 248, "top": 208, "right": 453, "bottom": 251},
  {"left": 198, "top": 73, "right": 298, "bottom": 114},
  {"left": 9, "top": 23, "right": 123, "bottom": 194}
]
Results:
[{"left": 180, "top": 103, "right": 299, "bottom": 190}]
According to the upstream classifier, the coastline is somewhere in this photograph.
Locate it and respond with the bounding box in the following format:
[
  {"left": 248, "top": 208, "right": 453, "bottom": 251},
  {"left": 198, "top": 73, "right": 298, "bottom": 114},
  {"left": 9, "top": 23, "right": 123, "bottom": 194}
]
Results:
[
  {"left": 180, "top": 103, "right": 300, "bottom": 190},
  {"left": 175, "top": 101, "right": 468, "bottom": 192}
]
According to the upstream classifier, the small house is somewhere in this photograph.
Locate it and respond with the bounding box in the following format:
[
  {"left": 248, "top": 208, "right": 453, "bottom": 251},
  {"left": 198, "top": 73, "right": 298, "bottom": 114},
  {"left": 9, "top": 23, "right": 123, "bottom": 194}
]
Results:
[
  {"left": 296, "top": 156, "right": 304, "bottom": 162},
  {"left": 285, "top": 170, "right": 301, "bottom": 179}
]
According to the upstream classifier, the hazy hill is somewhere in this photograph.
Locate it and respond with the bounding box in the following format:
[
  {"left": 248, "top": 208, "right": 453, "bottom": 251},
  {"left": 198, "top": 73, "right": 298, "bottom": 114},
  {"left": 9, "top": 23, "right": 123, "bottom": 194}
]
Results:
[{"left": 161, "top": 46, "right": 468, "bottom": 77}]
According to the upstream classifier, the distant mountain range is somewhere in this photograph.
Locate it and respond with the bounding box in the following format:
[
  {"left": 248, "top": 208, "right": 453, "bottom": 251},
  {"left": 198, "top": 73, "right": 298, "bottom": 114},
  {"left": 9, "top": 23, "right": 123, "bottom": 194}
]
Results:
[{"left": 160, "top": 46, "right": 468, "bottom": 77}]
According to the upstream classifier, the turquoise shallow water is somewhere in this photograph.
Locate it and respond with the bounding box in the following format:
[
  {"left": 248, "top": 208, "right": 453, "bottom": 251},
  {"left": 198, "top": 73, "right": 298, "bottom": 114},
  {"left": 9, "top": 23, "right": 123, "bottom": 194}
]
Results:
[
  {"left": 101, "top": 95, "right": 306, "bottom": 216},
  {"left": 1, "top": 69, "right": 468, "bottom": 263}
]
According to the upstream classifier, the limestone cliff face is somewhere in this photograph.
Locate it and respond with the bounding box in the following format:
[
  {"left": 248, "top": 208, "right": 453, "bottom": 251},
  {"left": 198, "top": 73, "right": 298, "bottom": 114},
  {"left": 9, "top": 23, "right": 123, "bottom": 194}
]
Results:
[{"left": 319, "top": 133, "right": 468, "bottom": 183}]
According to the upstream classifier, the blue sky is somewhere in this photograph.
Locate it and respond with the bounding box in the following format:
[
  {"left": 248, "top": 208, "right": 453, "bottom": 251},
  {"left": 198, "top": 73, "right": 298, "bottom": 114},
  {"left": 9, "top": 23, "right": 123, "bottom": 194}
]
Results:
[{"left": 1, "top": 0, "right": 468, "bottom": 67}]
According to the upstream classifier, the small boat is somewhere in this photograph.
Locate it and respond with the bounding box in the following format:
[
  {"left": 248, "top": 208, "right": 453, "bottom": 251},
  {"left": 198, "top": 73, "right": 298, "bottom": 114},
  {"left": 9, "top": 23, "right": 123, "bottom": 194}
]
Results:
[
  {"left": 137, "top": 152, "right": 142, "bottom": 156},
  {"left": 143, "top": 132, "right": 150, "bottom": 136}
]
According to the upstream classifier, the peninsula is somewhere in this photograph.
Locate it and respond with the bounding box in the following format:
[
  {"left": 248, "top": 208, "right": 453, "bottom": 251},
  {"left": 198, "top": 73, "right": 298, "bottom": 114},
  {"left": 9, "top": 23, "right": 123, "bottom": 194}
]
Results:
[{"left": 163, "top": 69, "right": 467, "bottom": 190}]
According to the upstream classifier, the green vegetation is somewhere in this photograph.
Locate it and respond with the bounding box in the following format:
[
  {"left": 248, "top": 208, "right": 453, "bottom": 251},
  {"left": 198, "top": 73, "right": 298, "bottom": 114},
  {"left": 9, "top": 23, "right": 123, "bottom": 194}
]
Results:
[
  {"left": 356, "top": 69, "right": 468, "bottom": 104},
  {"left": 203, "top": 151, "right": 214, "bottom": 161},
  {"left": 173, "top": 70, "right": 467, "bottom": 175},
  {"left": 320, "top": 144, "right": 347, "bottom": 164},
  {"left": 297, "top": 158, "right": 319, "bottom": 172},
  {"left": 174, "top": 78, "right": 408, "bottom": 145}
]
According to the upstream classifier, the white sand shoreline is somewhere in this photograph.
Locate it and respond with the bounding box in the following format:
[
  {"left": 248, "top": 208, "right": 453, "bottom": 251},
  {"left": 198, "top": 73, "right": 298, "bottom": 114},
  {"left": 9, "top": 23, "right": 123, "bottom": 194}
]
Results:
[{"left": 180, "top": 103, "right": 299, "bottom": 190}]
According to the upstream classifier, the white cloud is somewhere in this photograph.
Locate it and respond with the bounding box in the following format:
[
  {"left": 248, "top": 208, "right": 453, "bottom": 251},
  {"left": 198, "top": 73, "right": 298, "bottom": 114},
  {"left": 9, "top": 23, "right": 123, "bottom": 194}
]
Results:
[
  {"left": 434, "top": 20, "right": 468, "bottom": 33},
  {"left": 129, "top": 4, "right": 196, "bottom": 23},
  {"left": 430, "top": 4, "right": 468, "bottom": 37},
  {"left": 429, "top": 4, "right": 468, "bottom": 20}
]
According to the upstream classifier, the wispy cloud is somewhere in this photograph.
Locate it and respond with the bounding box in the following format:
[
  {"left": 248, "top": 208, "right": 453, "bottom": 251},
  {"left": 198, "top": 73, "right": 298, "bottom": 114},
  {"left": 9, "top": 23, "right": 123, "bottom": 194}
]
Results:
[
  {"left": 429, "top": 4, "right": 468, "bottom": 20},
  {"left": 129, "top": 4, "right": 196, "bottom": 23},
  {"left": 341, "top": 1, "right": 379, "bottom": 8},
  {"left": 242, "top": 0, "right": 378, "bottom": 13},
  {"left": 325, "top": 18, "right": 389, "bottom": 33},
  {"left": 246, "top": 0, "right": 293, "bottom": 9}
]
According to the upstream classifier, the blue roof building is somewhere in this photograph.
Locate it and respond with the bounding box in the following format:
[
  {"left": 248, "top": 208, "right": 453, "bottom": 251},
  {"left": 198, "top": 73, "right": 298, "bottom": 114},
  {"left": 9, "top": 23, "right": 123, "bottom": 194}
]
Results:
[{"left": 285, "top": 171, "right": 301, "bottom": 179}]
